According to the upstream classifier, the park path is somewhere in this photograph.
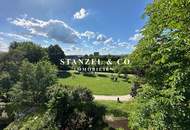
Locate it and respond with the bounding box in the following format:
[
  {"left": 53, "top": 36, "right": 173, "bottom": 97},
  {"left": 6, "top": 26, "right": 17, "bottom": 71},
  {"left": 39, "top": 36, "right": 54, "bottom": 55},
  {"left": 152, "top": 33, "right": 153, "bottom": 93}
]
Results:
[{"left": 94, "top": 94, "right": 133, "bottom": 102}]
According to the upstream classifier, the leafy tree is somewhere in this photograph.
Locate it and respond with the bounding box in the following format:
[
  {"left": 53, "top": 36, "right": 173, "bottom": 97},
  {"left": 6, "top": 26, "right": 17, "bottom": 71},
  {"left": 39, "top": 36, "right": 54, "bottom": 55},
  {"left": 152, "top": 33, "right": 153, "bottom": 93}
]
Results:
[
  {"left": 0, "top": 72, "right": 12, "bottom": 95},
  {"left": 9, "top": 41, "right": 47, "bottom": 63},
  {"left": 0, "top": 42, "right": 48, "bottom": 96},
  {"left": 129, "top": 0, "right": 190, "bottom": 129},
  {"left": 9, "top": 60, "right": 57, "bottom": 106},
  {"left": 46, "top": 85, "right": 106, "bottom": 130},
  {"left": 0, "top": 49, "right": 25, "bottom": 63},
  {"left": 48, "top": 44, "right": 65, "bottom": 69},
  {"left": 0, "top": 61, "right": 21, "bottom": 96},
  {"left": 9, "top": 41, "right": 21, "bottom": 50}
]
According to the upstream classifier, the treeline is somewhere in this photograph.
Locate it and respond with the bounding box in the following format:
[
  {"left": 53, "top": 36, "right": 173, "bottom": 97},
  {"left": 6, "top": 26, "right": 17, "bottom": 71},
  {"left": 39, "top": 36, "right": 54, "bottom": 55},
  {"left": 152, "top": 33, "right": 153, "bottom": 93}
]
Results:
[{"left": 0, "top": 42, "right": 107, "bottom": 130}]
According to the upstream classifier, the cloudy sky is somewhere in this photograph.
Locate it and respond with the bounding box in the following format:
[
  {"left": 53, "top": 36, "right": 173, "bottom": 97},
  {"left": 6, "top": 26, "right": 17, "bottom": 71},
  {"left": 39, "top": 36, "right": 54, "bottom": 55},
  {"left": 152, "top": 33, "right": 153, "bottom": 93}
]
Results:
[{"left": 0, "top": 0, "right": 151, "bottom": 55}]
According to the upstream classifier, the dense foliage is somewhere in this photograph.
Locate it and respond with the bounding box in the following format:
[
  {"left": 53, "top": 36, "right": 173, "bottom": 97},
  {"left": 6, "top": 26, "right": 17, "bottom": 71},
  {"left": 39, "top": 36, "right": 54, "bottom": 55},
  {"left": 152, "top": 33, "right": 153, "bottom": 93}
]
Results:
[
  {"left": 48, "top": 44, "right": 65, "bottom": 69},
  {"left": 9, "top": 41, "right": 47, "bottom": 63},
  {"left": 45, "top": 85, "right": 106, "bottom": 130},
  {"left": 4, "top": 86, "right": 106, "bottom": 130},
  {"left": 129, "top": 0, "right": 190, "bottom": 129},
  {"left": 0, "top": 42, "right": 107, "bottom": 130},
  {"left": 8, "top": 60, "right": 57, "bottom": 106}
]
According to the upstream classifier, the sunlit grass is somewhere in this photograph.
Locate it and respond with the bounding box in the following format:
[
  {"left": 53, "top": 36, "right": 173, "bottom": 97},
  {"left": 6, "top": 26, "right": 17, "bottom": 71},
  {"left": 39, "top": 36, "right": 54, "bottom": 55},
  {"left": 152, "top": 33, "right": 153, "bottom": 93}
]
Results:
[{"left": 58, "top": 72, "right": 136, "bottom": 95}]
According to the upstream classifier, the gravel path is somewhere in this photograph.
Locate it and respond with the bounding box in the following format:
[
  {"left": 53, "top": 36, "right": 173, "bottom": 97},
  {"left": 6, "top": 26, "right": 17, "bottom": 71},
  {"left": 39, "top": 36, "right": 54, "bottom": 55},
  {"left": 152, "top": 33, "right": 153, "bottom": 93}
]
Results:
[{"left": 94, "top": 94, "right": 133, "bottom": 102}]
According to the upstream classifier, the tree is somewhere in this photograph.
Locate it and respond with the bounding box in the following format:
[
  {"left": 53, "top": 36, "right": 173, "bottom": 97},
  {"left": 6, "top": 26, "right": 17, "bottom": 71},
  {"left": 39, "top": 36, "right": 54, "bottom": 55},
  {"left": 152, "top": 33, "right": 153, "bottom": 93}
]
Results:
[
  {"left": 0, "top": 72, "right": 12, "bottom": 95},
  {"left": 46, "top": 85, "right": 106, "bottom": 130},
  {"left": 0, "top": 42, "right": 48, "bottom": 97},
  {"left": 8, "top": 60, "right": 57, "bottom": 106},
  {"left": 48, "top": 44, "right": 65, "bottom": 69},
  {"left": 0, "top": 61, "right": 21, "bottom": 97},
  {"left": 9, "top": 41, "right": 47, "bottom": 63},
  {"left": 129, "top": 0, "right": 190, "bottom": 129}
]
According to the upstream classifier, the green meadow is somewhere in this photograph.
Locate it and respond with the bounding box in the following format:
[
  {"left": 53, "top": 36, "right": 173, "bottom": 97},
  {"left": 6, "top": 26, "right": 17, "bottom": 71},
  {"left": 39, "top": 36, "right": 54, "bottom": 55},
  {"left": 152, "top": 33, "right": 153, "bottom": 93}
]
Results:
[{"left": 58, "top": 72, "right": 136, "bottom": 95}]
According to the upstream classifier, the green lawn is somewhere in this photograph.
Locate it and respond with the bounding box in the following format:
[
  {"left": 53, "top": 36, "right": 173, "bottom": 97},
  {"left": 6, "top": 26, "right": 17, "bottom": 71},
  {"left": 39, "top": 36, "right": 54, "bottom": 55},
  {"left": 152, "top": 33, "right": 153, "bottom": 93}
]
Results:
[{"left": 58, "top": 72, "right": 136, "bottom": 95}]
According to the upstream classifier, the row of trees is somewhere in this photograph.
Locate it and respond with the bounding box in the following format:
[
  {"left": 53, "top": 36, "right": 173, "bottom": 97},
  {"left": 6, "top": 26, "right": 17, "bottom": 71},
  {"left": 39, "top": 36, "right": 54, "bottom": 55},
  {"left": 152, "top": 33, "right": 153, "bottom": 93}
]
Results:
[
  {"left": 127, "top": 0, "right": 190, "bottom": 129},
  {"left": 0, "top": 42, "right": 65, "bottom": 96},
  {"left": 2, "top": 41, "right": 65, "bottom": 66}
]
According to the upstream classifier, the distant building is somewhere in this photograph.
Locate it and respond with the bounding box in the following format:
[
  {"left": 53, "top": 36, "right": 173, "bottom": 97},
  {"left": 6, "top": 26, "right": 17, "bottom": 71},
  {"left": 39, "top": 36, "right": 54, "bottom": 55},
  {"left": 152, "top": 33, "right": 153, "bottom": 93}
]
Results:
[{"left": 94, "top": 52, "right": 99, "bottom": 56}]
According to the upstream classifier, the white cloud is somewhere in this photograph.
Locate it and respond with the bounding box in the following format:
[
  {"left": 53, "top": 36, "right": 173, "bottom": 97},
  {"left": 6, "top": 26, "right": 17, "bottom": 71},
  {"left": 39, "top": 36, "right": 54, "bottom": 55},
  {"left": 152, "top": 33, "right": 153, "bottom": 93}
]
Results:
[
  {"left": 92, "top": 41, "right": 100, "bottom": 45},
  {"left": 101, "top": 47, "right": 110, "bottom": 52},
  {"left": 96, "top": 34, "right": 107, "bottom": 42},
  {"left": 80, "top": 31, "right": 96, "bottom": 40},
  {"left": 129, "top": 33, "right": 143, "bottom": 41},
  {"left": 20, "top": 14, "right": 28, "bottom": 18},
  {"left": 118, "top": 42, "right": 129, "bottom": 47},
  {"left": 7, "top": 16, "right": 136, "bottom": 54},
  {"left": 0, "top": 37, "right": 4, "bottom": 41},
  {"left": 65, "top": 45, "right": 82, "bottom": 54},
  {"left": 71, "top": 46, "right": 80, "bottom": 51},
  {"left": 103, "top": 37, "right": 113, "bottom": 44},
  {"left": 135, "top": 29, "right": 139, "bottom": 33},
  {"left": 9, "top": 16, "right": 128, "bottom": 47},
  {"left": 73, "top": 8, "right": 89, "bottom": 20},
  {"left": 0, "top": 42, "right": 9, "bottom": 52},
  {"left": 0, "top": 32, "right": 31, "bottom": 52},
  {"left": 95, "top": 34, "right": 114, "bottom": 44},
  {"left": 91, "top": 33, "right": 134, "bottom": 51},
  {"left": 0, "top": 32, "right": 31, "bottom": 41},
  {"left": 10, "top": 18, "right": 80, "bottom": 43}
]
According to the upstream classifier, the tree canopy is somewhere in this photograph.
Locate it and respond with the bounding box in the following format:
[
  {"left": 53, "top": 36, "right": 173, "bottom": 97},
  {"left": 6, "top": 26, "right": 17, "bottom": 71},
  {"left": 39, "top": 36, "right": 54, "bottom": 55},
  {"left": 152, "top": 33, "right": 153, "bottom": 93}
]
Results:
[
  {"left": 128, "top": 0, "right": 190, "bottom": 129},
  {"left": 0, "top": 42, "right": 106, "bottom": 130},
  {"left": 48, "top": 44, "right": 65, "bottom": 69}
]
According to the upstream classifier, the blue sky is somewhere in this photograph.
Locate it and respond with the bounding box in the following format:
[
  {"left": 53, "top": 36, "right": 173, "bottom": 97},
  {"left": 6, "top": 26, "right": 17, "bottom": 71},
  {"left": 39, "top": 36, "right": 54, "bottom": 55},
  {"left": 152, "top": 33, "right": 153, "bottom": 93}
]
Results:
[{"left": 0, "top": 0, "right": 151, "bottom": 55}]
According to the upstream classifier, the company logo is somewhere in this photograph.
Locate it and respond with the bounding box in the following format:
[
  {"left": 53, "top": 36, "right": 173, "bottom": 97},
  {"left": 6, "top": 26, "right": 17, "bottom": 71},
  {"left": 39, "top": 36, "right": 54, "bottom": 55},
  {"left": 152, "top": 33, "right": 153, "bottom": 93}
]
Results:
[
  {"left": 60, "top": 58, "right": 130, "bottom": 65},
  {"left": 60, "top": 58, "right": 130, "bottom": 72}
]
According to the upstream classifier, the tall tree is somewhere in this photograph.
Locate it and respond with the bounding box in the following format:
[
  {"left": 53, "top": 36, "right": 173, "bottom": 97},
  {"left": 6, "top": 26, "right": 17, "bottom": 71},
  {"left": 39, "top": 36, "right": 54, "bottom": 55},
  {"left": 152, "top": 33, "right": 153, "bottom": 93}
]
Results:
[
  {"left": 129, "top": 0, "right": 190, "bottom": 129},
  {"left": 9, "top": 41, "right": 47, "bottom": 63},
  {"left": 0, "top": 72, "right": 12, "bottom": 95},
  {"left": 48, "top": 44, "right": 65, "bottom": 69},
  {"left": 9, "top": 60, "right": 57, "bottom": 106}
]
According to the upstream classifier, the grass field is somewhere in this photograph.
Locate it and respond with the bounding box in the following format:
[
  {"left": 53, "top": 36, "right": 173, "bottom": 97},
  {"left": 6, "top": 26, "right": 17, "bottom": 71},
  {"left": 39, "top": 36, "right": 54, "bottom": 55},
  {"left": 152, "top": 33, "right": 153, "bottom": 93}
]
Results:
[{"left": 58, "top": 72, "right": 136, "bottom": 95}]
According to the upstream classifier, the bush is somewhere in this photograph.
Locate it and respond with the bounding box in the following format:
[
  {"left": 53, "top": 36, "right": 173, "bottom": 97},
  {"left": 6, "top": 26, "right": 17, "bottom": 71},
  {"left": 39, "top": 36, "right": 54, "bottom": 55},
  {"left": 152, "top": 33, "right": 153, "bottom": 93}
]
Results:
[
  {"left": 46, "top": 85, "right": 106, "bottom": 130},
  {"left": 97, "top": 74, "right": 108, "bottom": 77},
  {"left": 83, "top": 73, "right": 96, "bottom": 77}
]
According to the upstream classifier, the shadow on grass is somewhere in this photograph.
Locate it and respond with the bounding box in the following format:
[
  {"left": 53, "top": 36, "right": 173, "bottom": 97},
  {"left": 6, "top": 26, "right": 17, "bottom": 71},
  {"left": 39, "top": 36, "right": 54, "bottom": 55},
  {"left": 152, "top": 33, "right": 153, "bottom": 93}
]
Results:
[
  {"left": 83, "top": 73, "right": 96, "bottom": 77},
  {"left": 104, "top": 108, "right": 130, "bottom": 130},
  {"left": 108, "top": 109, "right": 128, "bottom": 117},
  {"left": 105, "top": 118, "right": 130, "bottom": 130},
  {"left": 97, "top": 103, "right": 128, "bottom": 117},
  {"left": 97, "top": 74, "right": 108, "bottom": 77}
]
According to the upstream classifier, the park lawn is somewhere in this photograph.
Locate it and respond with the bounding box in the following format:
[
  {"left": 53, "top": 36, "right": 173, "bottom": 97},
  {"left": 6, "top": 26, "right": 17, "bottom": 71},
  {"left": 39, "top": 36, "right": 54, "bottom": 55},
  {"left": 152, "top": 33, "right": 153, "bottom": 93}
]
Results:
[{"left": 58, "top": 73, "right": 135, "bottom": 95}]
